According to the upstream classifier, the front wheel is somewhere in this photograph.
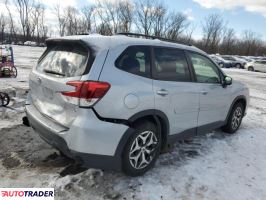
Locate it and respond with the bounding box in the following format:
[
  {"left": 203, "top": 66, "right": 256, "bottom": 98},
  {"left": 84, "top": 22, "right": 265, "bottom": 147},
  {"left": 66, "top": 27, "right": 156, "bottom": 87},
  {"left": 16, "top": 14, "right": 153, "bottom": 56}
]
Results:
[
  {"left": 235, "top": 63, "right": 241, "bottom": 69},
  {"left": 122, "top": 121, "right": 161, "bottom": 176},
  {"left": 248, "top": 66, "right": 254, "bottom": 71},
  {"left": 222, "top": 103, "right": 244, "bottom": 134}
]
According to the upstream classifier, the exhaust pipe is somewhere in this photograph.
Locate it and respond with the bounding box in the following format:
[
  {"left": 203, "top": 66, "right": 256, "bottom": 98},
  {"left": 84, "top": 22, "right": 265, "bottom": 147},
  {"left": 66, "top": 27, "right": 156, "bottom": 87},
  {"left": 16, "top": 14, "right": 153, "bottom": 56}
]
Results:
[{"left": 22, "top": 116, "right": 30, "bottom": 127}]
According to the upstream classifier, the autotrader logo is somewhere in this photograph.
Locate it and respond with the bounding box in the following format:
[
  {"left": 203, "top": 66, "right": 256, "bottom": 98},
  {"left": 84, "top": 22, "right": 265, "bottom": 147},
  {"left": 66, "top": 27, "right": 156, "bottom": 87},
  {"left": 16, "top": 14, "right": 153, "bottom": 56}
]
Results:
[{"left": 0, "top": 188, "right": 54, "bottom": 199}]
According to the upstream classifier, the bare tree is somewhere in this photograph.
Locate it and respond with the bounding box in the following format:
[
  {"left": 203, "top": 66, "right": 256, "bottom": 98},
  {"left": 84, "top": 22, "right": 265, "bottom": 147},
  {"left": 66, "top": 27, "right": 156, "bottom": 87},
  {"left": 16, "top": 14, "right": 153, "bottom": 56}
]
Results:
[
  {"left": 13, "top": 0, "right": 34, "bottom": 41},
  {"left": 165, "top": 12, "right": 189, "bottom": 40},
  {"left": 93, "top": 0, "right": 134, "bottom": 35},
  {"left": 241, "top": 30, "right": 261, "bottom": 56},
  {"left": 117, "top": 0, "right": 134, "bottom": 33},
  {"left": 152, "top": 2, "right": 167, "bottom": 37},
  {"left": 182, "top": 24, "right": 196, "bottom": 44},
  {"left": 0, "top": 14, "right": 7, "bottom": 42},
  {"left": 134, "top": 0, "right": 158, "bottom": 35},
  {"left": 5, "top": 0, "right": 17, "bottom": 41},
  {"left": 202, "top": 13, "right": 225, "bottom": 53},
  {"left": 81, "top": 5, "right": 95, "bottom": 33},
  {"left": 64, "top": 6, "right": 79, "bottom": 35},
  {"left": 39, "top": 7, "right": 48, "bottom": 39},
  {"left": 220, "top": 28, "right": 236, "bottom": 54},
  {"left": 54, "top": 3, "right": 66, "bottom": 36}
]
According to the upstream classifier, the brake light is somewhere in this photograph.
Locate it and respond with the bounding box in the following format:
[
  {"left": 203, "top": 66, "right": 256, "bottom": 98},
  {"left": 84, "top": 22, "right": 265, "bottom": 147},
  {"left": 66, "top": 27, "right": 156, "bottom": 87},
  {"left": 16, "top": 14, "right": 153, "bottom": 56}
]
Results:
[{"left": 61, "top": 81, "right": 110, "bottom": 107}]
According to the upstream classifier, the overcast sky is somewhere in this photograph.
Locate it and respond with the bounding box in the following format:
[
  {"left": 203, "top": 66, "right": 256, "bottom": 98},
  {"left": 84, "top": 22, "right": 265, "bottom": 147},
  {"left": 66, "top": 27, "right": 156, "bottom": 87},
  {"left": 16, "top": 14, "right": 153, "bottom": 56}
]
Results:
[{"left": 0, "top": 0, "right": 266, "bottom": 40}]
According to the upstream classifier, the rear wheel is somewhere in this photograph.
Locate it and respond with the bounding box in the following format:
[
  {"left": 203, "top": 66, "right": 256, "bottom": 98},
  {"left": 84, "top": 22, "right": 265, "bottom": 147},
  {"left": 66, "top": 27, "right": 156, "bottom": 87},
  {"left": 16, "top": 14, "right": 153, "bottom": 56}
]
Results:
[
  {"left": 222, "top": 102, "right": 244, "bottom": 134},
  {"left": 122, "top": 121, "right": 161, "bottom": 176},
  {"left": 248, "top": 66, "right": 254, "bottom": 71}
]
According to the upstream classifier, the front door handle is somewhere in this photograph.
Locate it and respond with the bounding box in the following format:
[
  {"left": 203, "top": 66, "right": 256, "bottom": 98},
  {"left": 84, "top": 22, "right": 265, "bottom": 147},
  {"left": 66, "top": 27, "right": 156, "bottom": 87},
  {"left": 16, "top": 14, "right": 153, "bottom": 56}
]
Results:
[
  {"left": 201, "top": 90, "right": 208, "bottom": 95},
  {"left": 156, "top": 89, "right": 169, "bottom": 96}
]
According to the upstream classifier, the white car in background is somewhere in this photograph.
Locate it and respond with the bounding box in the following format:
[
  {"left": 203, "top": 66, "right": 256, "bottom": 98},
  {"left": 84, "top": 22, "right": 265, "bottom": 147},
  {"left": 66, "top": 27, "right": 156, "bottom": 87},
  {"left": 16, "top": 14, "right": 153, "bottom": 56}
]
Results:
[
  {"left": 24, "top": 41, "right": 37, "bottom": 46},
  {"left": 245, "top": 60, "right": 266, "bottom": 72}
]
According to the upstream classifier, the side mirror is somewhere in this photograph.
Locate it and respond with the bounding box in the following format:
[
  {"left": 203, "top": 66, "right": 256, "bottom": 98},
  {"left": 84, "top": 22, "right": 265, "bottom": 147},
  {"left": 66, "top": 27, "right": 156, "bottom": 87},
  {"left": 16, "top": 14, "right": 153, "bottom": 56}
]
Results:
[{"left": 223, "top": 76, "right": 232, "bottom": 87}]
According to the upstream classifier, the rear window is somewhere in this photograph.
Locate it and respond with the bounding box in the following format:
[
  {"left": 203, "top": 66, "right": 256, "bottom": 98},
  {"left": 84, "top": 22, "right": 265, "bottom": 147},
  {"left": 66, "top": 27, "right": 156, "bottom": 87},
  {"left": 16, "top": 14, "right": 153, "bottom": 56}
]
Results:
[{"left": 37, "top": 44, "right": 89, "bottom": 77}]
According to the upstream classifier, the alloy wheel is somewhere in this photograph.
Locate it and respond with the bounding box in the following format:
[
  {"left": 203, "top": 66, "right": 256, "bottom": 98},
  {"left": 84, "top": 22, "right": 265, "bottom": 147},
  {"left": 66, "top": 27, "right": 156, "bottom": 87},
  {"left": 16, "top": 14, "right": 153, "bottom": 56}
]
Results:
[
  {"left": 231, "top": 107, "right": 242, "bottom": 130},
  {"left": 129, "top": 131, "right": 158, "bottom": 169}
]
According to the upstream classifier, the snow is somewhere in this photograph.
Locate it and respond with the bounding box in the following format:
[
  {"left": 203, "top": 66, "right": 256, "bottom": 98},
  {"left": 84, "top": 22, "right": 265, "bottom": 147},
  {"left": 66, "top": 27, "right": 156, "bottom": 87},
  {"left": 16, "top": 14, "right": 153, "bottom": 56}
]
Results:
[{"left": 1, "top": 46, "right": 266, "bottom": 199}]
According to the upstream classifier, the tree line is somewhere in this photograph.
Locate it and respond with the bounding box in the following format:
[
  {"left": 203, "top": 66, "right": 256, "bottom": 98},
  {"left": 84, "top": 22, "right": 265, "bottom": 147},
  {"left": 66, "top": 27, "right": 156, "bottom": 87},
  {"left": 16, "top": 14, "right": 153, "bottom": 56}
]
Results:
[{"left": 0, "top": 0, "right": 266, "bottom": 56}]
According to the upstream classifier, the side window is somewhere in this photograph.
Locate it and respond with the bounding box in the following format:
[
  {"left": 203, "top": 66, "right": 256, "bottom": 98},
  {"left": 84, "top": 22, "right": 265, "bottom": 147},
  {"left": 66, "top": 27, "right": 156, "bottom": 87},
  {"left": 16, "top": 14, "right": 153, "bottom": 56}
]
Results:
[
  {"left": 188, "top": 52, "right": 221, "bottom": 84},
  {"left": 115, "top": 46, "right": 150, "bottom": 77},
  {"left": 153, "top": 48, "right": 191, "bottom": 82}
]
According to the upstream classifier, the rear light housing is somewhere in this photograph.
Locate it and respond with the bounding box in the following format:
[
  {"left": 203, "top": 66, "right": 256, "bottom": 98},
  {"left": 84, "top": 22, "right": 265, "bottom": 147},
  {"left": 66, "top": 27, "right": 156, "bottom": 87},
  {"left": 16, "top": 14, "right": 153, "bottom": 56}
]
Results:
[{"left": 61, "top": 81, "right": 111, "bottom": 107}]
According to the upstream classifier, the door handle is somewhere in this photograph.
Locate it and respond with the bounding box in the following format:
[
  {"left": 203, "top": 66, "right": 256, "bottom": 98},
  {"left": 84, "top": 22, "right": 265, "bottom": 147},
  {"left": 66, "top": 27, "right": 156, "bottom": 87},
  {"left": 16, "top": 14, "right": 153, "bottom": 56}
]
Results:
[
  {"left": 156, "top": 89, "right": 169, "bottom": 96},
  {"left": 200, "top": 90, "right": 208, "bottom": 95}
]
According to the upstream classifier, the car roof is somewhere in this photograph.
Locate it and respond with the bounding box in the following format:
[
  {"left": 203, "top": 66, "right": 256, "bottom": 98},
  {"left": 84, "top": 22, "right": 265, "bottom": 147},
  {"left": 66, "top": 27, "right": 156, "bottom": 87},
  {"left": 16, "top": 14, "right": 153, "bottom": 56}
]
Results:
[{"left": 46, "top": 34, "right": 206, "bottom": 55}]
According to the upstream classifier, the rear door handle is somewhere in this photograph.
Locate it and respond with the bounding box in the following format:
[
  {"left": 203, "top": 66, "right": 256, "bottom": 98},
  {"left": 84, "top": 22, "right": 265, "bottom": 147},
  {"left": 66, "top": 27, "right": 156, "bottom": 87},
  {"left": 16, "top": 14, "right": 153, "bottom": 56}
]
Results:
[
  {"left": 156, "top": 89, "right": 169, "bottom": 96},
  {"left": 201, "top": 90, "right": 208, "bottom": 95}
]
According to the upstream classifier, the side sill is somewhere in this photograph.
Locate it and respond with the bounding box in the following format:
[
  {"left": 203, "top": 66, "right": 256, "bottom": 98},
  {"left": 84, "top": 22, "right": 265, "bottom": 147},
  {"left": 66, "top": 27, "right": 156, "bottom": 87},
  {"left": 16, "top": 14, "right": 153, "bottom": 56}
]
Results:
[
  {"left": 167, "top": 121, "right": 225, "bottom": 145},
  {"left": 167, "top": 128, "right": 197, "bottom": 144}
]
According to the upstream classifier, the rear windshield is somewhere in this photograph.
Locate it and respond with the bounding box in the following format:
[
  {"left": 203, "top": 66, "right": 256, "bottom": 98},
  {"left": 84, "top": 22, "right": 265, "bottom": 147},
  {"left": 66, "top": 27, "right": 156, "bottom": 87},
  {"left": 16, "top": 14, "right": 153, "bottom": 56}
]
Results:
[{"left": 37, "top": 43, "right": 89, "bottom": 77}]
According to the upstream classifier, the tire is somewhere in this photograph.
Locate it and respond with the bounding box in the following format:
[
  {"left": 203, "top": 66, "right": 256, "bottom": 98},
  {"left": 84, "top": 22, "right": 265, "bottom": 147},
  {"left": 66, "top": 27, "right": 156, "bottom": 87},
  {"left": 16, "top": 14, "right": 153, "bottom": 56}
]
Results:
[
  {"left": 10, "top": 66, "right": 17, "bottom": 78},
  {"left": 235, "top": 63, "right": 241, "bottom": 69},
  {"left": 0, "top": 92, "right": 10, "bottom": 107},
  {"left": 122, "top": 121, "right": 161, "bottom": 176},
  {"left": 248, "top": 66, "right": 254, "bottom": 71},
  {"left": 222, "top": 102, "right": 244, "bottom": 134}
]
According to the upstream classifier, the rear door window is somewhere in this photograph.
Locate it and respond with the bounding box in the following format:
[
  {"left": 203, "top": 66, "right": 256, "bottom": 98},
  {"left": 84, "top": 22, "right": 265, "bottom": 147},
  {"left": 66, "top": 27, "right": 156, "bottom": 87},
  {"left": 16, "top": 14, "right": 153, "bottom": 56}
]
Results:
[
  {"left": 37, "top": 44, "right": 89, "bottom": 77},
  {"left": 115, "top": 46, "right": 151, "bottom": 78}
]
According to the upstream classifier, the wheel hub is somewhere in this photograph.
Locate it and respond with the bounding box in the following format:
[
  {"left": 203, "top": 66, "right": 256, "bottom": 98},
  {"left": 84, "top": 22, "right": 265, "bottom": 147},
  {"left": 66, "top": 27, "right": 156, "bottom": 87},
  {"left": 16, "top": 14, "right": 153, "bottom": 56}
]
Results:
[
  {"left": 129, "top": 131, "right": 158, "bottom": 170},
  {"left": 231, "top": 107, "right": 243, "bottom": 130}
]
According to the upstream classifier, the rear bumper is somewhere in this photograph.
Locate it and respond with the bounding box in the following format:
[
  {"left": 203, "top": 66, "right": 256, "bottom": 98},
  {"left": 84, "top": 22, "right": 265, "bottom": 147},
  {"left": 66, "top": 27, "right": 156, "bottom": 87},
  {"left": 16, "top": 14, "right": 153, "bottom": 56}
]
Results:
[{"left": 25, "top": 104, "right": 130, "bottom": 171}]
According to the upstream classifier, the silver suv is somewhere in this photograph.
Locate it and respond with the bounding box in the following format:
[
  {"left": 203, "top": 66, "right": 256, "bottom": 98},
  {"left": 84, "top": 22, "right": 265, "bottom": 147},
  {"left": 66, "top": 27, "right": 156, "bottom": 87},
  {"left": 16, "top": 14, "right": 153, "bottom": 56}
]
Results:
[{"left": 25, "top": 34, "right": 249, "bottom": 176}]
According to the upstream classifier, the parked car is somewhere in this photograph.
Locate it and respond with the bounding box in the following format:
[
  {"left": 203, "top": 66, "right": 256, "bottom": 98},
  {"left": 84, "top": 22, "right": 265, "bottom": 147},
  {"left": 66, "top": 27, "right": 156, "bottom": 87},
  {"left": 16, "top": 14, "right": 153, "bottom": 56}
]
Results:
[
  {"left": 221, "top": 55, "right": 246, "bottom": 68},
  {"left": 38, "top": 43, "right": 46, "bottom": 47},
  {"left": 24, "top": 34, "right": 249, "bottom": 176},
  {"left": 245, "top": 60, "right": 266, "bottom": 72},
  {"left": 17, "top": 41, "right": 24, "bottom": 45},
  {"left": 210, "top": 55, "right": 232, "bottom": 68},
  {"left": 24, "top": 41, "right": 37, "bottom": 46}
]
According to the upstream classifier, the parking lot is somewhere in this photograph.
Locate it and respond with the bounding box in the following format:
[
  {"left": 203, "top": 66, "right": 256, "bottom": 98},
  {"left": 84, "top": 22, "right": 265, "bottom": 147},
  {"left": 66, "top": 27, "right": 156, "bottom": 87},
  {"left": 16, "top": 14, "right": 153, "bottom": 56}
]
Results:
[{"left": 0, "top": 46, "right": 266, "bottom": 200}]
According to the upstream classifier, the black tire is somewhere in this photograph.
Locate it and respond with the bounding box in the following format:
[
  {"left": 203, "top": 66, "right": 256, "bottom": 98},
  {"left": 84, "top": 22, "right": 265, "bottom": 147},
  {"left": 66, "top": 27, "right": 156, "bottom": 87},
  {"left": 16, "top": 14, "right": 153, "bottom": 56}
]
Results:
[
  {"left": 10, "top": 66, "right": 17, "bottom": 78},
  {"left": 122, "top": 121, "right": 161, "bottom": 176},
  {"left": 235, "top": 63, "right": 241, "bottom": 69},
  {"left": 0, "top": 93, "right": 10, "bottom": 107},
  {"left": 248, "top": 66, "right": 254, "bottom": 71},
  {"left": 222, "top": 102, "right": 244, "bottom": 134}
]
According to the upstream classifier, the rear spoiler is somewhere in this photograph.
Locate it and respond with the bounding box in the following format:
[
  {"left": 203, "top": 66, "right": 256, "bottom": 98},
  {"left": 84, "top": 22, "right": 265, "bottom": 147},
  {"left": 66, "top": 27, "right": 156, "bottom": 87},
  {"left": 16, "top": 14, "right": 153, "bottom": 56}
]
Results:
[{"left": 45, "top": 38, "right": 90, "bottom": 49}]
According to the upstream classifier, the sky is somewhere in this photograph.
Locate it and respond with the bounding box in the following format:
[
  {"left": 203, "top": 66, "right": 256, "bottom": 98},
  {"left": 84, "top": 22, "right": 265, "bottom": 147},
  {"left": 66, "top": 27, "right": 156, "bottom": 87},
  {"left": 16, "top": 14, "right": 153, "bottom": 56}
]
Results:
[{"left": 0, "top": 0, "right": 266, "bottom": 40}]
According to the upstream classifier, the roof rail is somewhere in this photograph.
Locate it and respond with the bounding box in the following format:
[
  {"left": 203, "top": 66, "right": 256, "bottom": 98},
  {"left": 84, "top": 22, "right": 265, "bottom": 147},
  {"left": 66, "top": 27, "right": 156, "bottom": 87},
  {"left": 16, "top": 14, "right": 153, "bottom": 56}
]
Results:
[{"left": 116, "top": 32, "right": 192, "bottom": 46}]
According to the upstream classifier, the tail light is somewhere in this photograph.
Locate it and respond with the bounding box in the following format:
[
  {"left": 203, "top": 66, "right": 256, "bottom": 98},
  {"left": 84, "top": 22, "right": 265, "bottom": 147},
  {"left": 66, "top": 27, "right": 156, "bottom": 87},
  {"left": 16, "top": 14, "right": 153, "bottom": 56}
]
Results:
[{"left": 61, "top": 81, "right": 110, "bottom": 107}]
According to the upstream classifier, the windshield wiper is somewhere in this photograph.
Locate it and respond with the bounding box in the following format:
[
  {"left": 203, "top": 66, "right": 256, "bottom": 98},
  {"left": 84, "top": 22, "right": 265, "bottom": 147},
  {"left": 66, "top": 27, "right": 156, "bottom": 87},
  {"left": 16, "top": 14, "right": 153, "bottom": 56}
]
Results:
[{"left": 44, "top": 69, "right": 65, "bottom": 76}]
